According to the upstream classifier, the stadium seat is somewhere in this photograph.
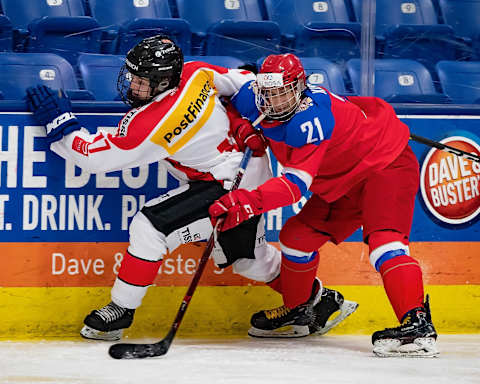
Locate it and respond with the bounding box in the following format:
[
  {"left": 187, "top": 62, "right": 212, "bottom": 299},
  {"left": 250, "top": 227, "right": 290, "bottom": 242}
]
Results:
[
  {"left": 88, "top": 0, "right": 191, "bottom": 55},
  {"left": 437, "top": 0, "right": 480, "bottom": 41},
  {"left": 436, "top": 61, "right": 480, "bottom": 104},
  {"left": 437, "top": 0, "right": 480, "bottom": 60},
  {"left": 351, "top": 0, "right": 440, "bottom": 35},
  {"left": 77, "top": 53, "right": 125, "bottom": 101},
  {"left": 346, "top": 58, "right": 451, "bottom": 103},
  {"left": 89, "top": 0, "right": 171, "bottom": 26},
  {"left": 262, "top": 0, "right": 361, "bottom": 63},
  {"left": 0, "top": 0, "right": 101, "bottom": 63},
  {"left": 115, "top": 19, "right": 191, "bottom": 55},
  {"left": 351, "top": 0, "right": 463, "bottom": 72},
  {"left": 175, "top": 0, "right": 281, "bottom": 62},
  {"left": 25, "top": 17, "right": 102, "bottom": 66},
  {"left": 300, "top": 57, "right": 348, "bottom": 95},
  {"left": 0, "top": 15, "right": 12, "bottom": 51},
  {"left": 0, "top": 52, "right": 93, "bottom": 100},
  {"left": 0, "top": 0, "right": 86, "bottom": 29},
  {"left": 184, "top": 55, "right": 245, "bottom": 68},
  {"left": 176, "top": 0, "right": 265, "bottom": 34}
]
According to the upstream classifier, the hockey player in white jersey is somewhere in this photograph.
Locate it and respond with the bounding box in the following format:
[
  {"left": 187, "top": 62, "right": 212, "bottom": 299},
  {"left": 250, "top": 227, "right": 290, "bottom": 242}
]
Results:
[{"left": 25, "top": 35, "right": 353, "bottom": 341}]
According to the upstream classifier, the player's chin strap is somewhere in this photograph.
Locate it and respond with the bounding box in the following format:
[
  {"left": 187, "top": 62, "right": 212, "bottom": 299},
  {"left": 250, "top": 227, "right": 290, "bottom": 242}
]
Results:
[
  {"left": 410, "top": 133, "right": 480, "bottom": 164},
  {"left": 108, "top": 113, "right": 266, "bottom": 360}
]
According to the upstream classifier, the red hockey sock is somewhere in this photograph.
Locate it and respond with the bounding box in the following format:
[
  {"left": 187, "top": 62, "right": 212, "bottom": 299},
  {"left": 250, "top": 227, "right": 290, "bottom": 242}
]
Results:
[
  {"left": 280, "top": 253, "right": 319, "bottom": 309},
  {"left": 379, "top": 255, "right": 424, "bottom": 322},
  {"left": 118, "top": 251, "right": 162, "bottom": 287},
  {"left": 267, "top": 275, "right": 282, "bottom": 294}
]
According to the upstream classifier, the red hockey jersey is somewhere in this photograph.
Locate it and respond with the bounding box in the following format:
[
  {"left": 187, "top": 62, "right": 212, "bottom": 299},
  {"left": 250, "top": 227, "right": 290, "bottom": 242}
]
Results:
[{"left": 232, "top": 84, "right": 410, "bottom": 208}]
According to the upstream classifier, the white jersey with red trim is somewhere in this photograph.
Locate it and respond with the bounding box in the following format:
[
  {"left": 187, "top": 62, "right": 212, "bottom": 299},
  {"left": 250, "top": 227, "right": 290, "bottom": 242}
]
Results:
[{"left": 51, "top": 61, "right": 256, "bottom": 184}]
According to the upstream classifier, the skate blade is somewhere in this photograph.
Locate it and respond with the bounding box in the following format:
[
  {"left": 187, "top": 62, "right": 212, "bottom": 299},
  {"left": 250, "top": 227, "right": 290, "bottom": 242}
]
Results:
[
  {"left": 248, "top": 325, "right": 310, "bottom": 338},
  {"left": 312, "top": 300, "right": 359, "bottom": 336},
  {"left": 373, "top": 337, "right": 439, "bottom": 358},
  {"left": 80, "top": 325, "right": 123, "bottom": 341}
]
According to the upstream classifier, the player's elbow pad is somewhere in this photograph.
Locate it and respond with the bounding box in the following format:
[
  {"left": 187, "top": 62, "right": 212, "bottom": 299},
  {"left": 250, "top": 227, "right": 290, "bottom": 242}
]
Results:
[{"left": 257, "top": 175, "right": 303, "bottom": 212}]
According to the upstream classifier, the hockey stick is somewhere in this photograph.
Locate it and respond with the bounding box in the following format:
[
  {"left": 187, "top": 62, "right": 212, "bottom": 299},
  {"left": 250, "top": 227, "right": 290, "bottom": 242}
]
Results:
[
  {"left": 410, "top": 134, "right": 480, "bottom": 163},
  {"left": 108, "top": 113, "right": 266, "bottom": 359}
]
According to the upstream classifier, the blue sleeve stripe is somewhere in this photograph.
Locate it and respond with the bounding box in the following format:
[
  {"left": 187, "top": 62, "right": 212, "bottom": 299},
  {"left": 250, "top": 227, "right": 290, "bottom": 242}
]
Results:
[
  {"left": 231, "top": 81, "right": 258, "bottom": 121},
  {"left": 374, "top": 249, "right": 407, "bottom": 272},
  {"left": 283, "top": 251, "right": 318, "bottom": 264},
  {"left": 284, "top": 173, "right": 308, "bottom": 196}
]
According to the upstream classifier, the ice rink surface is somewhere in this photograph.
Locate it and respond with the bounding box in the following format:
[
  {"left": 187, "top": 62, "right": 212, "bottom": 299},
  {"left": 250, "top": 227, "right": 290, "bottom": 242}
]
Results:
[{"left": 0, "top": 335, "right": 479, "bottom": 384}]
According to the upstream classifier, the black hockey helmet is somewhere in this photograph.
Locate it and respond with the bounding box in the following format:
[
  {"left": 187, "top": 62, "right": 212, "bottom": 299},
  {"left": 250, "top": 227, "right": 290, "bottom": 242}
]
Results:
[{"left": 117, "top": 35, "right": 184, "bottom": 108}]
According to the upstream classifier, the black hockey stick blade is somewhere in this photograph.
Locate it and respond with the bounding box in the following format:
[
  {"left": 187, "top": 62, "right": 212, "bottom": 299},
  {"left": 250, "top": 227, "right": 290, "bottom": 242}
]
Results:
[
  {"left": 107, "top": 238, "right": 213, "bottom": 359},
  {"left": 108, "top": 329, "right": 174, "bottom": 359}
]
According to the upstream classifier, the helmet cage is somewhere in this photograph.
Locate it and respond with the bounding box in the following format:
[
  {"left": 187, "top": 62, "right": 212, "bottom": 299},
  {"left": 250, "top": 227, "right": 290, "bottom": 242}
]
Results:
[
  {"left": 117, "top": 65, "right": 171, "bottom": 108},
  {"left": 254, "top": 73, "right": 305, "bottom": 121}
]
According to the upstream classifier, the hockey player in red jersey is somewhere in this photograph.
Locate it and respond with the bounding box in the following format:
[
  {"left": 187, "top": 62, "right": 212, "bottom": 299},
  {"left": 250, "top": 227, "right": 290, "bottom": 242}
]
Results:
[
  {"left": 209, "top": 53, "right": 438, "bottom": 357},
  {"left": 25, "top": 36, "right": 353, "bottom": 342}
]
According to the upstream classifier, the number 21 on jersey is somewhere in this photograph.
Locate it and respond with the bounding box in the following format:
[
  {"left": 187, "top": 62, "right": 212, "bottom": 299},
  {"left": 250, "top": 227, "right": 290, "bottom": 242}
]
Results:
[{"left": 300, "top": 117, "right": 324, "bottom": 144}]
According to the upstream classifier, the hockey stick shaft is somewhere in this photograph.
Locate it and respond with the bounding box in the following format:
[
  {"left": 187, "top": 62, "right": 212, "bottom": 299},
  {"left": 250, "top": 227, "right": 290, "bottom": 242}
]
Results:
[
  {"left": 164, "top": 113, "right": 266, "bottom": 336},
  {"left": 109, "top": 113, "right": 266, "bottom": 359},
  {"left": 410, "top": 134, "right": 480, "bottom": 163}
]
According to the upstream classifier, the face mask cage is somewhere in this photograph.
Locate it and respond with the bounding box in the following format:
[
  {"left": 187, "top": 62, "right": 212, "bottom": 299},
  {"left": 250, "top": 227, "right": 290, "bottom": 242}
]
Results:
[
  {"left": 117, "top": 65, "right": 151, "bottom": 108},
  {"left": 117, "top": 65, "right": 171, "bottom": 108},
  {"left": 254, "top": 73, "right": 305, "bottom": 121}
]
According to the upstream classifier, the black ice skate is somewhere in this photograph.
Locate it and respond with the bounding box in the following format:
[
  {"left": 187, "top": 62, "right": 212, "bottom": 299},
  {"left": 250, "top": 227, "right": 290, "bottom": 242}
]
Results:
[
  {"left": 248, "top": 287, "right": 318, "bottom": 338},
  {"left": 309, "top": 287, "right": 359, "bottom": 335},
  {"left": 249, "top": 279, "right": 357, "bottom": 338},
  {"left": 372, "top": 295, "right": 438, "bottom": 358},
  {"left": 80, "top": 302, "right": 135, "bottom": 341}
]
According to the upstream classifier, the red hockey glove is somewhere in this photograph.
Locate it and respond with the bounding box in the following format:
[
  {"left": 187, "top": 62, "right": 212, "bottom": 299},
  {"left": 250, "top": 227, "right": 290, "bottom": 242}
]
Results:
[
  {"left": 225, "top": 101, "right": 267, "bottom": 157},
  {"left": 209, "top": 189, "right": 263, "bottom": 231},
  {"left": 232, "top": 119, "right": 268, "bottom": 157}
]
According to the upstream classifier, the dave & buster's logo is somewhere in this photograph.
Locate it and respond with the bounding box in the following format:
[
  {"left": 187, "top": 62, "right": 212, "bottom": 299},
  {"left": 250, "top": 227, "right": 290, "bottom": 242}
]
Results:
[{"left": 420, "top": 136, "right": 480, "bottom": 225}]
